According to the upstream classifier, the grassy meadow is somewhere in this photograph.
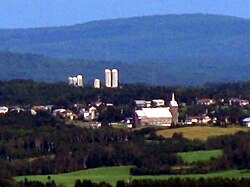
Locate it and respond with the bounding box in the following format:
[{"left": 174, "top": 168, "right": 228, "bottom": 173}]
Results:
[
  {"left": 156, "top": 126, "right": 250, "bottom": 140},
  {"left": 178, "top": 149, "right": 223, "bottom": 163},
  {"left": 15, "top": 166, "right": 250, "bottom": 187}
]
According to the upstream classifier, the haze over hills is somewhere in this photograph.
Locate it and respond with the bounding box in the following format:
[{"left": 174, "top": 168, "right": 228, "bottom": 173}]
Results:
[{"left": 0, "top": 14, "right": 250, "bottom": 85}]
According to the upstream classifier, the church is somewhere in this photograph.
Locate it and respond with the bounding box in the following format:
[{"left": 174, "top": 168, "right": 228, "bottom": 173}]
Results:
[{"left": 134, "top": 93, "right": 179, "bottom": 127}]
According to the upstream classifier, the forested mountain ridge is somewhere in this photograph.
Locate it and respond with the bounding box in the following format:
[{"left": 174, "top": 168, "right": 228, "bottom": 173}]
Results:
[{"left": 1, "top": 14, "right": 250, "bottom": 62}]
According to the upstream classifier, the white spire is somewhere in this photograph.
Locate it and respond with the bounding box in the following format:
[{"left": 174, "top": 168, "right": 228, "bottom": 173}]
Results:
[{"left": 170, "top": 93, "right": 178, "bottom": 107}]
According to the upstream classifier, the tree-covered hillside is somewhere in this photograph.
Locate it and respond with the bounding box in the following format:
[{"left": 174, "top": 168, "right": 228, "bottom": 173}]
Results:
[{"left": 1, "top": 14, "right": 250, "bottom": 63}]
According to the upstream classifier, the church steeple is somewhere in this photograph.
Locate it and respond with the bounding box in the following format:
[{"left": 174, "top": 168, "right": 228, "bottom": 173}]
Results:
[
  {"left": 170, "top": 93, "right": 178, "bottom": 107},
  {"left": 169, "top": 93, "right": 179, "bottom": 124}
]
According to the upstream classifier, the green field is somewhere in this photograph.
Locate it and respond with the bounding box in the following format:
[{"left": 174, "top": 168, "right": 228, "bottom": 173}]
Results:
[
  {"left": 15, "top": 166, "right": 250, "bottom": 187},
  {"left": 179, "top": 149, "right": 223, "bottom": 164},
  {"left": 157, "top": 126, "right": 250, "bottom": 140}
]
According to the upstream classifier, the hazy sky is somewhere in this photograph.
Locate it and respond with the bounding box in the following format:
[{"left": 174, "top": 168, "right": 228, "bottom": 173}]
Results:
[{"left": 1, "top": 0, "right": 250, "bottom": 28}]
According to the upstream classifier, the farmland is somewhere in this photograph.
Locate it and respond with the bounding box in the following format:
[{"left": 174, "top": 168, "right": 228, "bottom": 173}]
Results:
[
  {"left": 156, "top": 126, "right": 250, "bottom": 140},
  {"left": 178, "top": 149, "right": 223, "bottom": 163}
]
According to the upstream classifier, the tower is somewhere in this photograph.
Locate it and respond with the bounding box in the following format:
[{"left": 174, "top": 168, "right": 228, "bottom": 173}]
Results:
[
  {"left": 169, "top": 93, "right": 179, "bottom": 124},
  {"left": 77, "top": 75, "right": 83, "bottom": 87},
  {"left": 111, "top": 69, "right": 119, "bottom": 88},
  {"left": 68, "top": 77, "right": 73, "bottom": 85},
  {"left": 94, "top": 79, "right": 101, "bottom": 88},
  {"left": 105, "top": 69, "right": 112, "bottom": 87},
  {"left": 72, "top": 77, "right": 78, "bottom": 86}
]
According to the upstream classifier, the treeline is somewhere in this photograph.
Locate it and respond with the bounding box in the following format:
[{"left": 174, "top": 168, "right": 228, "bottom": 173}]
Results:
[
  {"left": 0, "top": 80, "right": 250, "bottom": 106},
  {"left": 76, "top": 178, "right": 250, "bottom": 187},
  {"left": 0, "top": 178, "right": 60, "bottom": 187},
  {"left": 4, "top": 178, "right": 250, "bottom": 187}
]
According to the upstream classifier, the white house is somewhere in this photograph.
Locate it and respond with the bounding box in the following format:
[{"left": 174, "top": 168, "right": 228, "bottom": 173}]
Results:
[
  {"left": 243, "top": 117, "right": 250, "bottom": 127},
  {"left": 0, "top": 106, "right": 8, "bottom": 114}
]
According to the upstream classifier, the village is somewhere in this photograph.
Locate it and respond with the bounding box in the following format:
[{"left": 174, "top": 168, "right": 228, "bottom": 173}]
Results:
[{"left": 0, "top": 91, "right": 249, "bottom": 129}]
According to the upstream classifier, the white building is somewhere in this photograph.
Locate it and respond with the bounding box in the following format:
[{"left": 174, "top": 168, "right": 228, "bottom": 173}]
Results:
[
  {"left": 68, "top": 77, "right": 73, "bottom": 85},
  {"left": 112, "top": 69, "right": 119, "bottom": 88},
  {"left": 134, "top": 107, "right": 173, "bottom": 127},
  {"left": 77, "top": 75, "right": 83, "bottom": 87},
  {"left": 152, "top": 99, "right": 165, "bottom": 107},
  {"left": 105, "top": 69, "right": 112, "bottom": 88},
  {"left": 243, "top": 117, "right": 250, "bottom": 127},
  {"left": 72, "top": 77, "right": 78, "bottom": 86},
  {"left": 0, "top": 106, "right": 8, "bottom": 114},
  {"left": 94, "top": 79, "right": 101, "bottom": 88}
]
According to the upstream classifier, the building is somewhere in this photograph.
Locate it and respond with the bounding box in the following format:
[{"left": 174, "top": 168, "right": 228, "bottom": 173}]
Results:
[
  {"left": 68, "top": 77, "right": 73, "bottom": 85},
  {"left": 94, "top": 79, "right": 101, "bottom": 88},
  {"left": 229, "top": 98, "right": 249, "bottom": 107},
  {"left": 105, "top": 68, "right": 119, "bottom": 88},
  {"left": 243, "top": 117, "right": 250, "bottom": 127},
  {"left": 135, "top": 100, "right": 147, "bottom": 109},
  {"left": 0, "top": 106, "right": 8, "bottom": 114},
  {"left": 169, "top": 93, "right": 179, "bottom": 124},
  {"left": 186, "top": 115, "right": 212, "bottom": 124},
  {"left": 72, "top": 77, "right": 78, "bottom": 86},
  {"left": 77, "top": 75, "right": 83, "bottom": 87},
  {"left": 112, "top": 69, "right": 119, "bottom": 88},
  {"left": 197, "top": 98, "right": 215, "bottom": 106},
  {"left": 134, "top": 107, "right": 173, "bottom": 127},
  {"left": 89, "top": 106, "right": 97, "bottom": 120},
  {"left": 105, "top": 69, "right": 112, "bottom": 87},
  {"left": 68, "top": 75, "right": 84, "bottom": 87},
  {"left": 151, "top": 99, "right": 165, "bottom": 107},
  {"left": 134, "top": 93, "right": 179, "bottom": 127}
]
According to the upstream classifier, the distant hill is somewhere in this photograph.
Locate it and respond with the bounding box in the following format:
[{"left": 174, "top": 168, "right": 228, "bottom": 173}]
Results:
[
  {"left": 1, "top": 14, "right": 250, "bottom": 62},
  {"left": 0, "top": 51, "right": 249, "bottom": 86},
  {"left": 0, "top": 14, "right": 250, "bottom": 85}
]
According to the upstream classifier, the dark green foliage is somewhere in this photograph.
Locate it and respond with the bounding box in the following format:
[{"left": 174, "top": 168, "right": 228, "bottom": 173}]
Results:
[
  {"left": 0, "top": 80, "right": 250, "bottom": 106},
  {"left": 0, "top": 178, "right": 60, "bottom": 187}
]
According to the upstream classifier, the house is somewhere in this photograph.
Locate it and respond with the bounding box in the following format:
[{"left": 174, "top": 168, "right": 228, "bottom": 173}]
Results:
[
  {"left": 53, "top": 109, "right": 77, "bottom": 120},
  {"left": 186, "top": 115, "right": 212, "bottom": 124},
  {"left": 151, "top": 99, "right": 165, "bottom": 107},
  {"left": 0, "top": 106, "right": 8, "bottom": 114},
  {"left": 243, "top": 117, "right": 250, "bottom": 127},
  {"left": 229, "top": 98, "right": 249, "bottom": 107},
  {"left": 197, "top": 99, "right": 215, "bottom": 106},
  {"left": 135, "top": 100, "right": 147, "bottom": 109}
]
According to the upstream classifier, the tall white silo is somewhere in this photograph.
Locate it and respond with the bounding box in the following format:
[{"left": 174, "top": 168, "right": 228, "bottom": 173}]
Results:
[
  {"left": 94, "top": 79, "right": 101, "bottom": 88},
  {"left": 105, "top": 69, "right": 112, "bottom": 88},
  {"left": 72, "top": 77, "right": 78, "bottom": 86},
  {"left": 68, "top": 77, "right": 73, "bottom": 85},
  {"left": 77, "top": 75, "right": 83, "bottom": 87},
  {"left": 112, "top": 69, "right": 119, "bottom": 88}
]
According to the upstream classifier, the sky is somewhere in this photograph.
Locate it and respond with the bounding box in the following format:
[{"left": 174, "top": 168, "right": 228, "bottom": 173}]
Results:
[{"left": 1, "top": 0, "right": 250, "bottom": 28}]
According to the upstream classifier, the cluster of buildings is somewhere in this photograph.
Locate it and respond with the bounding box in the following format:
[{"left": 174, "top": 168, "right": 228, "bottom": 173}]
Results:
[
  {"left": 196, "top": 98, "right": 249, "bottom": 107},
  {"left": 68, "top": 75, "right": 84, "bottom": 87},
  {"left": 68, "top": 69, "right": 119, "bottom": 89}
]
